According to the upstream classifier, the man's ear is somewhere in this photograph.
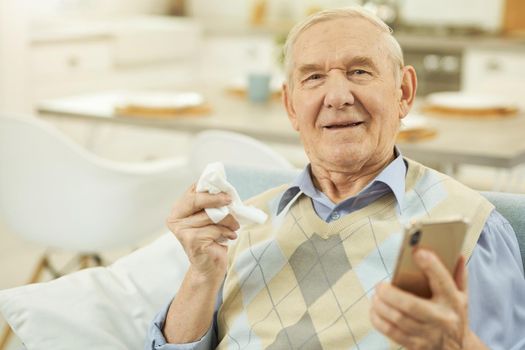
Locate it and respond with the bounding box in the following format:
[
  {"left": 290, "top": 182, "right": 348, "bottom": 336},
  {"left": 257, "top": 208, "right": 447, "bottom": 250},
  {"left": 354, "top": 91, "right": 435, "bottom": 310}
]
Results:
[
  {"left": 398, "top": 65, "right": 417, "bottom": 120},
  {"left": 283, "top": 83, "right": 299, "bottom": 131}
]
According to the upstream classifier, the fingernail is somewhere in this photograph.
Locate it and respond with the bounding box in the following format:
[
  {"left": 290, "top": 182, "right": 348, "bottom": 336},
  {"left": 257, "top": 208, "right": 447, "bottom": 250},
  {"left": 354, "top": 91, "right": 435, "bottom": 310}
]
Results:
[{"left": 416, "top": 249, "right": 430, "bottom": 261}]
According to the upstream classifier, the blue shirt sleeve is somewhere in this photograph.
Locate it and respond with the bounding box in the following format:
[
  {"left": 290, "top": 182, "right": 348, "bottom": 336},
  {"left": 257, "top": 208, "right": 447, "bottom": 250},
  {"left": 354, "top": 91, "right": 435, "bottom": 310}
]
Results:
[
  {"left": 468, "top": 209, "right": 525, "bottom": 350},
  {"left": 144, "top": 291, "right": 222, "bottom": 350}
]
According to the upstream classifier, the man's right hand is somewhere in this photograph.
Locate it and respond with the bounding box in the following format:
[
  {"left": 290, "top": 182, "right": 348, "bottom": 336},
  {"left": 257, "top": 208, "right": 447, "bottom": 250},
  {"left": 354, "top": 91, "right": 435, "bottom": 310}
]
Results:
[
  {"left": 166, "top": 183, "right": 240, "bottom": 282},
  {"left": 163, "top": 184, "right": 240, "bottom": 343}
]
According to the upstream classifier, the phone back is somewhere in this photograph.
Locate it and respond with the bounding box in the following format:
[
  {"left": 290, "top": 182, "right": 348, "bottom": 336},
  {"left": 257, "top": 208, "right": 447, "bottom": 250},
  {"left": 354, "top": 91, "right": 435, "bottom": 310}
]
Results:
[{"left": 392, "top": 218, "right": 468, "bottom": 298}]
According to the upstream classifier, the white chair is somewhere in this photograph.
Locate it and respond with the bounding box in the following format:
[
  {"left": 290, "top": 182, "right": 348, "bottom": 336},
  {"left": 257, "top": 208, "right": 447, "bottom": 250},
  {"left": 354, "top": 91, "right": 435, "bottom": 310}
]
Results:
[
  {"left": 0, "top": 115, "right": 191, "bottom": 274},
  {"left": 0, "top": 115, "right": 192, "bottom": 347},
  {"left": 188, "top": 129, "right": 294, "bottom": 176}
]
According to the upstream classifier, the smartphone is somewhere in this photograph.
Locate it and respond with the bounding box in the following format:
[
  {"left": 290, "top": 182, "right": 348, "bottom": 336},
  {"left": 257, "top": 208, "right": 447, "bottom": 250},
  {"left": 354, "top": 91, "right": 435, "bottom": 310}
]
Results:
[{"left": 391, "top": 217, "right": 469, "bottom": 298}]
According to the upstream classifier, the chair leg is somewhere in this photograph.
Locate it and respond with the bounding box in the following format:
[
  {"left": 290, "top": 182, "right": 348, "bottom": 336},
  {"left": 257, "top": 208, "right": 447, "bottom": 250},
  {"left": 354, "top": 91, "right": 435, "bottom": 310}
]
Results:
[
  {"left": 0, "top": 323, "right": 13, "bottom": 350},
  {"left": 28, "top": 255, "right": 49, "bottom": 284},
  {"left": 91, "top": 254, "right": 104, "bottom": 266},
  {"left": 79, "top": 254, "right": 104, "bottom": 269},
  {"left": 79, "top": 255, "right": 90, "bottom": 270}
]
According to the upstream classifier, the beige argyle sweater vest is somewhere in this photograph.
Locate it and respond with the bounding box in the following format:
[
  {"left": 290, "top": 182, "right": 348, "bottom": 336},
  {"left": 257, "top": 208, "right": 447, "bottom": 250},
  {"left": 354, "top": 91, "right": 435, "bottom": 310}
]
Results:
[{"left": 216, "top": 159, "right": 493, "bottom": 350}]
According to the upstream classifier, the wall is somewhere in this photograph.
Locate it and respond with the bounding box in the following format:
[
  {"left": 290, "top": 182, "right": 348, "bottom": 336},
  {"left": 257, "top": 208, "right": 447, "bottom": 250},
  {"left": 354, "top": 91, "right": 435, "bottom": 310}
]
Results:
[
  {"left": 0, "top": 0, "right": 30, "bottom": 114},
  {"left": 27, "top": 0, "right": 174, "bottom": 19}
]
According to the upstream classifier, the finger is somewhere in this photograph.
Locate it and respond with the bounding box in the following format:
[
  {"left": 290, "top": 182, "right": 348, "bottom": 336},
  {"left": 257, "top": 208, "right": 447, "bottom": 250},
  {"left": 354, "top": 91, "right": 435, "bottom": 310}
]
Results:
[
  {"left": 181, "top": 224, "right": 238, "bottom": 246},
  {"left": 414, "top": 249, "right": 458, "bottom": 300},
  {"left": 216, "top": 235, "right": 228, "bottom": 245},
  {"left": 205, "top": 225, "right": 238, "bottom": 243},
  {"left": 172, "top": 183, "right": 232, "bottom": 219},
  {"left": 171, "top": 210, "right": 227, "bottom": 230},
  {"left": 173, "top": 212, "right": 240, "bottom": 232},
  {"left": 370, "top": 309, "right": 431, "bottom": 350},
  {"left": 454, "top": 255, "right": 468, "bottom": 292},
  {"left": 375, "top": 282, "right": 439, "bottom": 323},
  {"left": 217, "top": 214, "right": 241, "bottom": 232},
  {"left": 370, "top": 308, "right": 411, "bottom": 347},
  {"left": 371, "top": 293, "right": 423, "bottom": 335},
  {"left": 167, "top": 210, "right": 208, "bottom": 229}
]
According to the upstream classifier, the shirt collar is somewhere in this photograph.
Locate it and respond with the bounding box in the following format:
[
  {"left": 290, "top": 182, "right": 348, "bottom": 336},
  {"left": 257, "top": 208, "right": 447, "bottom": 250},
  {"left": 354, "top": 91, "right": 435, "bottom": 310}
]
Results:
[{"left": 277, "top": 148, "right": 407, "bottom": 215}]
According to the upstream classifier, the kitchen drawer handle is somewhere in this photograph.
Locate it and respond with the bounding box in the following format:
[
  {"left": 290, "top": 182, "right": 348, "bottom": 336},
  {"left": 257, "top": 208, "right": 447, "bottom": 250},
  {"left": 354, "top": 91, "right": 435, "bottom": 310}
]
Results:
[
  {"left": 67, "top": 56, "right": 79, "bottom": 68},
  {"left": 485, "top": 59, "right": 501, "bottom": 72}
]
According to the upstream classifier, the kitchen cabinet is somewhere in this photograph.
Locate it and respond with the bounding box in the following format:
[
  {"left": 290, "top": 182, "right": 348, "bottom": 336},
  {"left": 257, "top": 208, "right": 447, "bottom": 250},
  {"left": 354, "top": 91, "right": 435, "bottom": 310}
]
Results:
[
  {"left": 27, "top": 16, "right": 203, "bottom": 163},
  {"left": 394, "top": 32, "right": 525, "bottom": 97},
  {"left": 400, "top": 0, "right": 504, "bottom": 33},
  {"left": 462, "top": 48, "right": 525, "bottom": 105},
  {"left": 404, "top": 48, "right": 462, "bottom": 96},
  {"left": 31, "top": 39, "right": 112, "bottom": 80},
  {"left": 28, "top": 17, "right": 202, "bottom": 103},
  {"left": 198, "top": 34, "right": 278, "bottom": 86}
]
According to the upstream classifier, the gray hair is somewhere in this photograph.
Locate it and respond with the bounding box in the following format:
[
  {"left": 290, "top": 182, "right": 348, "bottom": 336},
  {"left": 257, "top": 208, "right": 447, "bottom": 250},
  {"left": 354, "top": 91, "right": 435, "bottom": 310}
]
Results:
[{"left": 282, "top": 6, "right": 404, "bottom": 84}]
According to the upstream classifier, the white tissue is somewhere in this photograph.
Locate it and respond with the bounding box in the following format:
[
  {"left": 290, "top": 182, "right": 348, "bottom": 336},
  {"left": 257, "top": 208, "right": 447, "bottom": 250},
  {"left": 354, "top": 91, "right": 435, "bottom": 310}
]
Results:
[{"left": 196, "top": 162, "right": 268, "bottom": 225}]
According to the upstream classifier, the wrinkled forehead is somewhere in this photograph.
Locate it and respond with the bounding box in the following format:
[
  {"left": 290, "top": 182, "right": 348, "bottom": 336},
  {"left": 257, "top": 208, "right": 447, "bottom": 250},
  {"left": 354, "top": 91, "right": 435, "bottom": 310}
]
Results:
[{"left": 291, "top": 18, "right": 390, "bottom": 73}]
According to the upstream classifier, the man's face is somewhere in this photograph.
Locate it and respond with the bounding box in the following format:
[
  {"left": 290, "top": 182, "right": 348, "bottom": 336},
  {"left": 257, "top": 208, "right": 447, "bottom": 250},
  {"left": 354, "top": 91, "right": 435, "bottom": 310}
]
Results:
[{"left": 284, "top": 18, "right": 409, "bottom": 173}]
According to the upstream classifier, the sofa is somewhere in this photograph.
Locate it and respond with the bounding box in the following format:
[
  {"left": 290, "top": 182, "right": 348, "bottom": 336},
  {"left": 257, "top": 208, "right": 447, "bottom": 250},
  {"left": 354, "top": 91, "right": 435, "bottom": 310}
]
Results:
[{"left": 0, "top": 165, "right": 524, "bottom": 349}]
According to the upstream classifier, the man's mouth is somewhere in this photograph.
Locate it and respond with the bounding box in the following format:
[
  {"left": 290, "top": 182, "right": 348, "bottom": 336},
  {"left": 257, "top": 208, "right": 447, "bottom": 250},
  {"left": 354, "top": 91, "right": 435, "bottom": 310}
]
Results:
[{"left": 324, "top": 122, "right": 364, "bottom": 129}]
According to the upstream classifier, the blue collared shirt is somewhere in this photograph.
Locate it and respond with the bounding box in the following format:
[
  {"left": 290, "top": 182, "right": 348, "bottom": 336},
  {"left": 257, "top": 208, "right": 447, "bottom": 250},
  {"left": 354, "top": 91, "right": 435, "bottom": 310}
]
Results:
[
  {"left": 146, "top": 156, "right": 525, "bottom": 350},
  {"left": 277, "top": 152, "right": 407, "bottom": 222}
]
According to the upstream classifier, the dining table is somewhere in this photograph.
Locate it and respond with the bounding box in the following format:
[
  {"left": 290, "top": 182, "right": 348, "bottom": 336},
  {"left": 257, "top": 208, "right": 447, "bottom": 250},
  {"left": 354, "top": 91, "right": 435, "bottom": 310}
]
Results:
[{"left": 36, "top": 88, "right": 525, "bottom": 171}]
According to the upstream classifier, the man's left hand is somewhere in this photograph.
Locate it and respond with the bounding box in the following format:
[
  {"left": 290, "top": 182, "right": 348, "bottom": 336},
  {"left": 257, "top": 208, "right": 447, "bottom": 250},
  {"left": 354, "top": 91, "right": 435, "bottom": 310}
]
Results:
[{"left": 370, "top": 249, "right": 481, "bottom": 349}]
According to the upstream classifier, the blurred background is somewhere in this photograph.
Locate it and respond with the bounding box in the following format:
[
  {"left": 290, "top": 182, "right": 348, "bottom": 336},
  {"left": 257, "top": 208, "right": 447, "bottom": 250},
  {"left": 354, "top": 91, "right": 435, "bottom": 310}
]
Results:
[{"left": 1, "top": 0, "right": 525, "bottom": 347}]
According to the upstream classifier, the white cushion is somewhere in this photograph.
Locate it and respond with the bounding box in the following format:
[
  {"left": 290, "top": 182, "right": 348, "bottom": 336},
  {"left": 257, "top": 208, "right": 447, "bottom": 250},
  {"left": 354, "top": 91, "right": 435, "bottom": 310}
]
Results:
[{"left": 0, "top": 233, "right": 188, "bottom": 349}]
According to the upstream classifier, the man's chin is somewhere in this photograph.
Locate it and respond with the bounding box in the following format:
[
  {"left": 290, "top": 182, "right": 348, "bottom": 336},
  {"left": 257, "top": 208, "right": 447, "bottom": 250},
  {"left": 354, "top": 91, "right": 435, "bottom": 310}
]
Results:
[{"left": 312, "top": 151, "right": 369, "bottom": 171}]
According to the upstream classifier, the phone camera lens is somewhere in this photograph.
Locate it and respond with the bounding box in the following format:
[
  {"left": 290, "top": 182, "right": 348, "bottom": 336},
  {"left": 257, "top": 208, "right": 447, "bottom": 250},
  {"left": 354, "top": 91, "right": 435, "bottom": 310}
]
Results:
[{"left": 410, "top": 230, "right": 421, "bottom": 246}]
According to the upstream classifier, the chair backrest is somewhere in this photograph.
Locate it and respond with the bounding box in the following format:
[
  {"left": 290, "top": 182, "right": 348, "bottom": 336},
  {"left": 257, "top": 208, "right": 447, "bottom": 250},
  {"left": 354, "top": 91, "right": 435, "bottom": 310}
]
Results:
[
  {"left": 226, "top": 164, "right": 300, "bottom": 200},
  {"left": 481, "top": 191, "right": 525, "bottom": 273},
  {"left": 189, "top": 130, "right": 294, "bottom": 176},
  {"left": 224, "top": 165, "right": 525, "bottom": 274},
  {"left": 0, "top": 116, "right": 190, "bottom": 253}
]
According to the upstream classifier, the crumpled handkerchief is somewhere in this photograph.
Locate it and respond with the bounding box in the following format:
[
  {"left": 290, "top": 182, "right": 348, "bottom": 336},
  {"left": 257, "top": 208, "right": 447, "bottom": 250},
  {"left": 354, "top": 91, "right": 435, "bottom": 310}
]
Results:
[{"left": 196, "top": 162, "right": 268, "bottom": 225}]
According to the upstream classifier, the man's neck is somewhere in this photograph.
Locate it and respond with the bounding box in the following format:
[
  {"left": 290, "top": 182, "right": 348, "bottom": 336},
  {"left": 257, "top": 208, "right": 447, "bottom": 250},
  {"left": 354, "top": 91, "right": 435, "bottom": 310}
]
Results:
[{"left": 310, "top": 153, "right": 395, "bottom": 204}]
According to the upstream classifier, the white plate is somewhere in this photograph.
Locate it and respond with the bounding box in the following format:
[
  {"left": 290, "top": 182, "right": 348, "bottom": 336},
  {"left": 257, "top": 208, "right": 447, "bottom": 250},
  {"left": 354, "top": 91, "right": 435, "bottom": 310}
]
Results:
[
  {"left": 119, "top": 91, "right": 204, "bottom": 109},
  {"left": 401, "top": 113, "right": 429, "bottom": 130},
  {"left": 425, "top": 92, "right": 517, "bottom": 110}
]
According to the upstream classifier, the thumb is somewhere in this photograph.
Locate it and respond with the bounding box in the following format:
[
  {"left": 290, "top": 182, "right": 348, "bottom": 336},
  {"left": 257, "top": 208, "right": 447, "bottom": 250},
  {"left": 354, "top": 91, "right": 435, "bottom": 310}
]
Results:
[{"left": 454, "top": 255, "right": 468, "bottom": 292}]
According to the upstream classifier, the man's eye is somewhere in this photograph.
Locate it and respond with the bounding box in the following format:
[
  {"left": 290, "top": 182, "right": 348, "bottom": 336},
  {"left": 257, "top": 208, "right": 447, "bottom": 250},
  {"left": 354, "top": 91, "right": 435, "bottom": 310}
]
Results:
[
  {"left": 351, "top": 69, "right": 370, "bottom": 76},
  {"left": 306, "top": 74, "right": 322, "bottom": 81}
]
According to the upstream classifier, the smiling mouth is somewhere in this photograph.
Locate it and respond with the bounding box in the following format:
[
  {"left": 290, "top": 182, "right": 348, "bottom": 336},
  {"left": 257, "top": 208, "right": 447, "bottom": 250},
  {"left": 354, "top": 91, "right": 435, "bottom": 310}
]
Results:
[{"left": 324, "top": 122, "right": 364, "bottom": 129}]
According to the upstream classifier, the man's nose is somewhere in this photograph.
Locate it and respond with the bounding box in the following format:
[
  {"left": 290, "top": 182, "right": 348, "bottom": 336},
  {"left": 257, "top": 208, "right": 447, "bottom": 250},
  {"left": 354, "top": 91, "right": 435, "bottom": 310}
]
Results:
[{"left": 323, "top": 72, "right": 355, "bottom": 110}]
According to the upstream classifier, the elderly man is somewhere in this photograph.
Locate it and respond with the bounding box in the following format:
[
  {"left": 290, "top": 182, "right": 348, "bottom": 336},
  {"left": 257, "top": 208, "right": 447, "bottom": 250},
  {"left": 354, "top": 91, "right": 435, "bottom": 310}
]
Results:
[{"left": 147, "top": 6, "right": 525, "bottom": 350}]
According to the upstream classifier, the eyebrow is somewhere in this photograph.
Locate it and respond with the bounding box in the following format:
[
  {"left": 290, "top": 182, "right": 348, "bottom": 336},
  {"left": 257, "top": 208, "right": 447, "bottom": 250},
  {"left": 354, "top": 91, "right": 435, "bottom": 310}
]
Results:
[
  {"left": 347, "top": 56, "right": 379, "bottom": 71},
  {"left": 296, "top": 56, "right": 379, "bottom": 76}
]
